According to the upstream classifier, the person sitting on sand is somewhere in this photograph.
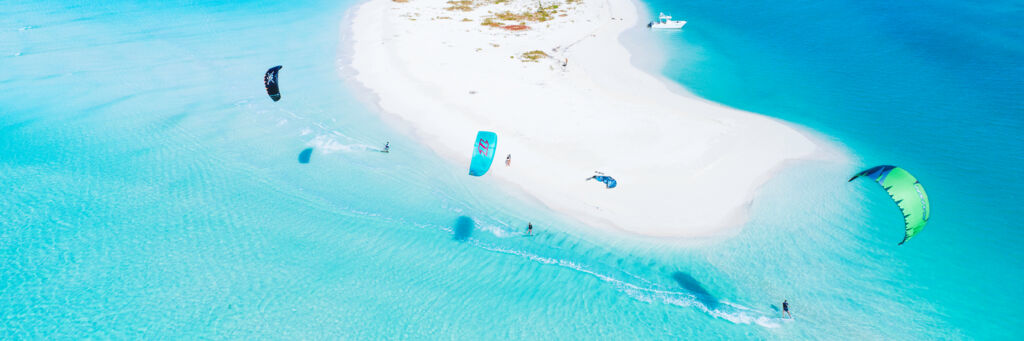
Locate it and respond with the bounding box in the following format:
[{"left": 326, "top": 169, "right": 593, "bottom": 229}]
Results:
[
  {"left": 505, "top": 154, "right": 511, "bottom": 167},
  {"left": 383, "top": 141, "right": 390, "bottom": 153},
  {"left": 782, "top": 300, "right": 791, "bottom": 318}
]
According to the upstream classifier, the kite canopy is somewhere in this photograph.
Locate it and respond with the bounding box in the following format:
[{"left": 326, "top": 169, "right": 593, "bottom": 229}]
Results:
[
  {"left": 594, "top": 175, "right": 617, "bottom": 188},
  {"left": 264, "top": 65, "right": 282, "bottom": 101},
  {"left": 469, "top": 131, "right": 497, "bottom": 176},
  {"left": 849, "top": 165, "right": 930, "bottom": 245}
]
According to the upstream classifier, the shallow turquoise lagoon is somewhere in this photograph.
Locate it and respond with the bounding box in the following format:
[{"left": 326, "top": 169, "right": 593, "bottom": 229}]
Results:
[{"left": 2, "top": 0, "right": 1021, "bottom": 339}]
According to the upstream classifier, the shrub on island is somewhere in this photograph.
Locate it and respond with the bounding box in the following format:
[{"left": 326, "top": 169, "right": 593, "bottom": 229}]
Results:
[{"left": 520, "top": 50, "right": 548, "bottom": 62}]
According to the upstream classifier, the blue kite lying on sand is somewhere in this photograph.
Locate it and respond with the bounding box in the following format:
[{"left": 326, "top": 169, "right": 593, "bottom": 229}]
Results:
[{"left": 586, "top": 172, "right": 617, "bottom": 189}]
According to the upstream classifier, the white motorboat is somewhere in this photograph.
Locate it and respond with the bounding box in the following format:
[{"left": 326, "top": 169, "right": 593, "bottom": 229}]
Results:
[{"left": 648, "top": 13, "right": 686, "bottom": 29}]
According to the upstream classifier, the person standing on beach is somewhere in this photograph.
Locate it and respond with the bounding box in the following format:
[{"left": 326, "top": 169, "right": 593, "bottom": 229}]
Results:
[
  {"left": 782, "top": 300, "right": 791, "bottom": 318},
  {"left": 505, "top": 154, "right": 511, "bottom": 167},
  {"left": 527, "top": 222, "right": 533, "bottom": 235}
]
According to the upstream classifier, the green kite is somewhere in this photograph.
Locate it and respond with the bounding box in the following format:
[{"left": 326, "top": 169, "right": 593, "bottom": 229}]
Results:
[{"left": 849, "top": 165, "right": 930, "bottom": 245}]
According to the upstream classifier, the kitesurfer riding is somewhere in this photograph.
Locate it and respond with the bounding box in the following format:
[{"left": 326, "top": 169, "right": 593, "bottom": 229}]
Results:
[
  {"left": 383, "top": 141, "right": 390, "bottom": 153},
  {"left": 527, "top": 222, "right": 533, "bottom": 235},
  {"left": 782, "top": 300, "right": 791, "bottom": 318}
]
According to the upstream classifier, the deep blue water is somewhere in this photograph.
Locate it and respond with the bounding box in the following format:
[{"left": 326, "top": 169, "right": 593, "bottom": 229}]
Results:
[
  {"left": 643, "top": 0, "right": 1023, "bottom": 337},
  {"left": 1, "top": 0, "right": 1021, "bottom": 339}
]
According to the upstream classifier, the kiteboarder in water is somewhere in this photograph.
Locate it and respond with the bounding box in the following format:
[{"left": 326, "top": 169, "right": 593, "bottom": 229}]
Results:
[
  {"left": 383, "top": 141, "right": 390, "bottom": 153},
  {"left": 527, "top": 222, "right": 533, "bottom": 235},
  {"left": 782, "top": 300, "right": 791, "bottom": 318}
]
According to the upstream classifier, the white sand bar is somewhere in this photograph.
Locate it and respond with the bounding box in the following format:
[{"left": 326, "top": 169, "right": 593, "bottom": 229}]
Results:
[{"left": 348, "top": 0, "right": 821, "bottom": 237}]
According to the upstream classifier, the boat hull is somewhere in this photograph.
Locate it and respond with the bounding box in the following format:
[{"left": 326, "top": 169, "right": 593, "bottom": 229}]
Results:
[{"left": 650, "top": 21, "right": 686, "bottom": 29}]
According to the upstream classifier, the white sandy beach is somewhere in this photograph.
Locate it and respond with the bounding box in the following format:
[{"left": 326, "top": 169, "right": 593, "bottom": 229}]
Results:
[{"left": 346, "top": 0, "right": 821, "bottom": 237}]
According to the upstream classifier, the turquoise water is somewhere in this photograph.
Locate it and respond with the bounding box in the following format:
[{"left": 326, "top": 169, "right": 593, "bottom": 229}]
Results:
[
  {"left": 643, "top": 0, "right": 1023, "bottom": 338},
  {"left": 1, "top": 0, "right": 1020, "bottom": 339}
]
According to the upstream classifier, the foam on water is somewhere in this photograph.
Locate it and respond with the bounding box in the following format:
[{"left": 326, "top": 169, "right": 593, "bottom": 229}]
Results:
[
  {"left": 305, "top": 134, "right": 379, "bottom": 154},
  {"left": 471, "top": 240, "right": 778, "bottom": 326}
]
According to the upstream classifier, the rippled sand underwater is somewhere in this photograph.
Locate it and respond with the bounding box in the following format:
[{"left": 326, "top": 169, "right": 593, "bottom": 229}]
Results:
[{"left": 2, "top": 0, "right": 1022, "bottom": 339}]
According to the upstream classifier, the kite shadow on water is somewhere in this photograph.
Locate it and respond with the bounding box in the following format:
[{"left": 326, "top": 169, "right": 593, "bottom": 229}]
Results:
[
  {"left": 298, "top": 148, "right": 313, "bottom": 164},
  {"left": 671, "top": 271, "right": 719, "bottom": 309},
  {"left": 452, "top": 216, "right": 474, "bottom": 242}
]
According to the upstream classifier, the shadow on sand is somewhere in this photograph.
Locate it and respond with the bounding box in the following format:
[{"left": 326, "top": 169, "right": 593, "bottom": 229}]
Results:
[
  {"left": 298, "top": 148, "right": 313, "bottom": 164},
  {"left": 672, "top": 271, "right": 719, "bottom": 309},
  {"left": 453, "top": 216, "right": 474, "bottom": 242}
]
